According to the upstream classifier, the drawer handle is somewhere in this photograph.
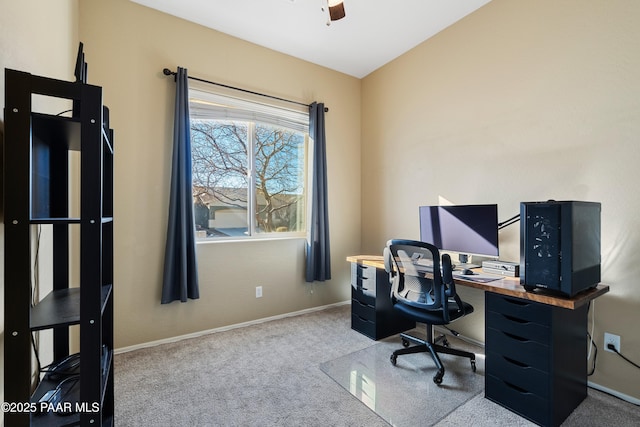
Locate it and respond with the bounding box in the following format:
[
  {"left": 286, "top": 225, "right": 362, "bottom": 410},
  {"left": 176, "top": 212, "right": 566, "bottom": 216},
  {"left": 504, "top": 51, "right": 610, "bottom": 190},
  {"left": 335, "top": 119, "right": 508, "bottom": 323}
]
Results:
[
  {"left": 503, "top": 314, "right": 529, "bottom": 324},
  {"left": 354, "top": 300, "right": 373, "bottom": 308},
  {"left": 504, "top": 380, "right": 531, "bottom": 395},
  {"left": 503, "top": 331, "right": 528, "bottom": 342},
  {"left": 503, "top": 298, "right": 530, "bottom": 307},
  {"left": 503, "top": 356, "right": 528, "bottom": 368}
]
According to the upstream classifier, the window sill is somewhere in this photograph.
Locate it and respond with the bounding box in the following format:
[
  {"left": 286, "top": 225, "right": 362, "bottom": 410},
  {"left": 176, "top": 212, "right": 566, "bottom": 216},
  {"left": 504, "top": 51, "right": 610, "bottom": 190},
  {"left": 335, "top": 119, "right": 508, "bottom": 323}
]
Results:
[{"left": 195, "top": 234, "right": 307, "bottom": 245}]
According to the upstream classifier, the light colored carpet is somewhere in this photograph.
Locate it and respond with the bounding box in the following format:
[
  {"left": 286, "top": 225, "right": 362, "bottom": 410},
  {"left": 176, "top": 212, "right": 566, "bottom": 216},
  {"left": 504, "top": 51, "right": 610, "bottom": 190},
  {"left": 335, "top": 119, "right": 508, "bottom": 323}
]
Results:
[
  {"left": 114, "top": 304, "right": 640, "bottom": 426},
  {"left": 115, "top": 305, "right": 389, "bottom": 426}
]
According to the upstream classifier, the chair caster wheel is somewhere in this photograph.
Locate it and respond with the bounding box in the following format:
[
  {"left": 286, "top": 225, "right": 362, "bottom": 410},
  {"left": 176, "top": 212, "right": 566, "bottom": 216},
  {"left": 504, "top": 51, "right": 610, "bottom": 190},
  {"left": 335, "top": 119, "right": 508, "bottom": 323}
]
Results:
[
  {"left": 442, "top": 338, "right": 450, "bottom": 347},
  {"left": 402, "top": 339, "right": 410, "bottom": 348},
  {"left": 433, "top": 372, "right": 443, "bottom": 385},
  {"left": 471, "top": 360, "right": 477, "bottom": 372},
  {"left": 390, "top": 354, "right": 397, "bottom": 366}
]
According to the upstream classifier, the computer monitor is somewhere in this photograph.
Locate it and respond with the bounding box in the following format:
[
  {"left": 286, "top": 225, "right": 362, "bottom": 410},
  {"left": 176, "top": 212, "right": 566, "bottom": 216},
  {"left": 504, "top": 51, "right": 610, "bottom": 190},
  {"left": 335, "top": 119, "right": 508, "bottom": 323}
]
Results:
[{"left": 419, "top": 204, "right": 499, "bottom": 268}]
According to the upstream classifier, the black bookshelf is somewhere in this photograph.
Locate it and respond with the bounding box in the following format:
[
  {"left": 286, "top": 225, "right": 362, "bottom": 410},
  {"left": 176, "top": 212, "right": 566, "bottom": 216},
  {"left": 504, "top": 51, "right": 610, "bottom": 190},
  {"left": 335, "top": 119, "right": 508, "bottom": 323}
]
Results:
[{"left": 3, "top": 67, "right": 114, "bottom": 426}]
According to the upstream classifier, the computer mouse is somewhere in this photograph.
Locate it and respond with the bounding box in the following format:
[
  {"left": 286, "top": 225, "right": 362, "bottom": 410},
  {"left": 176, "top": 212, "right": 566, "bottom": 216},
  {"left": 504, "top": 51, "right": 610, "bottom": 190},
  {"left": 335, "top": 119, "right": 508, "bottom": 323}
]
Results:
[{"left": 461, "top": 269, "right": 475, "bottom": 275}]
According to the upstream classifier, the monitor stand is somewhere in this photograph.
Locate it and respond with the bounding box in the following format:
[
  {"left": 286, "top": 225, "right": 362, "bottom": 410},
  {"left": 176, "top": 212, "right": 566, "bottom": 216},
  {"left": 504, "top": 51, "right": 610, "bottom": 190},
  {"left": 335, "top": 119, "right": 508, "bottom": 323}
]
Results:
[{"left": 454, "top": 254, "right": 479, "bottom": 270}]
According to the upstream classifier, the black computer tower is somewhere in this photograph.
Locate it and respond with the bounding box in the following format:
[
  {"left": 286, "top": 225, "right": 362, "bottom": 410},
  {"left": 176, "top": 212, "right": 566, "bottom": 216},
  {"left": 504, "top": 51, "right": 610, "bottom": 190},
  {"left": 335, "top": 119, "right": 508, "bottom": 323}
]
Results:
[{"left": 520, "top": 201, "right": 601, "bottom": 297}]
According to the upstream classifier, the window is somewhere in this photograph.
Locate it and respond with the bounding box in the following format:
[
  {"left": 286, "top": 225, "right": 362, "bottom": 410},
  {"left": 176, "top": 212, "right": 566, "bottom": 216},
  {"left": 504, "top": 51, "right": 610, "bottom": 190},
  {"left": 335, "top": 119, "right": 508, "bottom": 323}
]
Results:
[{"left": 189, "top": 86, "right": 310, "bottom": 240}]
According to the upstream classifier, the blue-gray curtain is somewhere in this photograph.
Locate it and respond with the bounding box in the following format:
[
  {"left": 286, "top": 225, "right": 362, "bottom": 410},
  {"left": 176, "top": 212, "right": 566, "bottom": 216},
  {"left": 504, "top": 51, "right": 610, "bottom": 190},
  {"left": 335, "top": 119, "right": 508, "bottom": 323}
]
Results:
[
  {"left": 306, "top": 102, "right": 331, "bottom": 282},
  {"left": 162, "top": 67, "right": 200, "bottom": 303}
]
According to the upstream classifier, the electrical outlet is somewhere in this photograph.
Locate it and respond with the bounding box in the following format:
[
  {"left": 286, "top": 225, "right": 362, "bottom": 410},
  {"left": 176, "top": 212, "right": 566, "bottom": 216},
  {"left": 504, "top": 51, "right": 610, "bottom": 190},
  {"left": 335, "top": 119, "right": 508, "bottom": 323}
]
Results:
[
  {"left": 604, "top": 332, "right": 620, "bottom": 353},
  {"left": 256, "top": 286, "right": 263, "bottom": 298}
]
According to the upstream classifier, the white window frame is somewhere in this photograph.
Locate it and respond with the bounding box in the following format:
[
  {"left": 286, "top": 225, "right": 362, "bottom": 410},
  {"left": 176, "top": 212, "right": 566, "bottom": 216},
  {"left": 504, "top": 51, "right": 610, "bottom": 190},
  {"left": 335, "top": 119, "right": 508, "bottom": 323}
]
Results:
[{"left": 189, "top": 84, "right": 311, "bottom": 241}]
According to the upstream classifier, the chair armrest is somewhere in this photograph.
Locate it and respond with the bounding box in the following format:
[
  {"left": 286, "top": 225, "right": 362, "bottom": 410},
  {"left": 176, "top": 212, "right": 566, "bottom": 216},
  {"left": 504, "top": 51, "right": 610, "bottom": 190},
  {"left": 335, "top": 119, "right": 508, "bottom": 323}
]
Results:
[
  {"left": 383, "top": 247, "right": 392, "bottom": 274},
  {"left": 442, "top": 253, "right": 455, "bottom": 297}
]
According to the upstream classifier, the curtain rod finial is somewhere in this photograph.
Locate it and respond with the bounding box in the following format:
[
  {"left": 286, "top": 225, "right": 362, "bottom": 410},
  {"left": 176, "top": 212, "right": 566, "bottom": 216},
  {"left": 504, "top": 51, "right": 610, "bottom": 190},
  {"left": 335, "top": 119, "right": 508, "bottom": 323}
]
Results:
[{"left": 163, "top": 68, "right": 175, "bottom": 76}]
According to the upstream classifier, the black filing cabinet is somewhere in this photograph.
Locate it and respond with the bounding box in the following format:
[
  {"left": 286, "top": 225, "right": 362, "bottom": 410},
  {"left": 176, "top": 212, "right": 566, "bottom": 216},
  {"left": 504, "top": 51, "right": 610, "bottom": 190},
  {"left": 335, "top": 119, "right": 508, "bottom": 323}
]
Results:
[
  {"left": 485, "top": 293, "right": 588, "bottom": 426},
  {"left": 350, "top": 262, "right": 415, "bottom": 340}
]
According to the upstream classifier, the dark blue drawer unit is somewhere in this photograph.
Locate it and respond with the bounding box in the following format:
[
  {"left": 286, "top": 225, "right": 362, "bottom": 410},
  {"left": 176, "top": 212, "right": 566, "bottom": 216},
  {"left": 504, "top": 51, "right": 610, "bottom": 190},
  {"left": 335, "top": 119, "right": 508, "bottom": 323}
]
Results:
[
  {"left": 351, "top": 263, "right": 415, "bottom": 340},
  {"left": 485, "top": 293, "right": 589, "bottom": 426}
]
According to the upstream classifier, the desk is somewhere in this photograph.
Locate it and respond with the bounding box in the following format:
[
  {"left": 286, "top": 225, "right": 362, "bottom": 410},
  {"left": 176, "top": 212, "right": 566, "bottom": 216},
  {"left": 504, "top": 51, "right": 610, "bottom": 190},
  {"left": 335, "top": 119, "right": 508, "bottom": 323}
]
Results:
[{"left": 347, "top": 255, "right": 609, "bottom": 427}]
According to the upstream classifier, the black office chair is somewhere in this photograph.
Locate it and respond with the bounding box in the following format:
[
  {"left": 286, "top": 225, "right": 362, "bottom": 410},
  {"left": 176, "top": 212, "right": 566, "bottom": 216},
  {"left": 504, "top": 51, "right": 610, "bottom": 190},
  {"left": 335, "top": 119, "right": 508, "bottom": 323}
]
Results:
[{"left": 384, "top": 239, "right": 476, "bottom": 385}]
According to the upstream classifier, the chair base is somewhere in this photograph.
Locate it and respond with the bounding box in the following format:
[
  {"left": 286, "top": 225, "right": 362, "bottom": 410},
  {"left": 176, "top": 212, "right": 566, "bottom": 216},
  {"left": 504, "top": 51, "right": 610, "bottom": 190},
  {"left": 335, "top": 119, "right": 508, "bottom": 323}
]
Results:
[{"left": 390, "top": 326, "right": 476, "bottom": 385}]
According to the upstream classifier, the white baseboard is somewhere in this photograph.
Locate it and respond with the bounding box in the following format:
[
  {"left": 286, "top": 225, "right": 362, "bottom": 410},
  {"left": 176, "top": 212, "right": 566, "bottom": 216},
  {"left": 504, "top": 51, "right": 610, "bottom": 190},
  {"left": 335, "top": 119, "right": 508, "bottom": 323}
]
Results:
[
  {"left": 433, "top": 325, "right": 486, "bottom": 348},
  {"left": 588, "top": 381, "right": 640, "bottom": 406},
  {"left": 115, "top": 300, "right": 350, "bottom": 354}
]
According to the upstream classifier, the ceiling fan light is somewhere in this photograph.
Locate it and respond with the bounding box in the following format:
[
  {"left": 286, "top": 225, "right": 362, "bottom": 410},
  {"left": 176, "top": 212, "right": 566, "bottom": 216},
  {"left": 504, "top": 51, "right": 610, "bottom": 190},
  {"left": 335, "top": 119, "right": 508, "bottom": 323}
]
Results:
[{"left": 328, "top": 1, "right": 345, "bottom": 21}]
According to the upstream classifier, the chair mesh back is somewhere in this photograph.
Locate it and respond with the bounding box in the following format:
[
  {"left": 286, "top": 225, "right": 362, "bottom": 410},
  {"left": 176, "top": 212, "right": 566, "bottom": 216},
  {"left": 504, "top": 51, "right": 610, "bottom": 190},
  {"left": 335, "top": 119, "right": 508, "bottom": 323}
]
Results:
[{"left": 390, "top": 243, "right": 444, "bottom": 310}]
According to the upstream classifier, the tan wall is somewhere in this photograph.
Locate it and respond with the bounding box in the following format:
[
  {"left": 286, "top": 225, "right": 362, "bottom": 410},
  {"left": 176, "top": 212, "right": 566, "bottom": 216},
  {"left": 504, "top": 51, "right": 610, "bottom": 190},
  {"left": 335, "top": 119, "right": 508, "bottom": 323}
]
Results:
[
  {"left": 2, "top": 0, "right": 638, "bottom": 408},
  {"left": 0, "top": 0, "right": 79, "bottom": 417},
  {"left": 362, "top": 0, "right": 640, "bottom": 400},
  {"left": 78, "top": 0, "right": 361, "bottom": 348}
]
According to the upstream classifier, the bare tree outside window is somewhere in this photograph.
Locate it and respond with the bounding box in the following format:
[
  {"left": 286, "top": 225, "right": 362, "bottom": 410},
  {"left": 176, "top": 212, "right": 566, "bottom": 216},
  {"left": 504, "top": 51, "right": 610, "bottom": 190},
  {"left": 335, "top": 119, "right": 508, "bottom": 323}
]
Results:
[{"left": 191, "top": 119, "right": 306, "bottom": 238}]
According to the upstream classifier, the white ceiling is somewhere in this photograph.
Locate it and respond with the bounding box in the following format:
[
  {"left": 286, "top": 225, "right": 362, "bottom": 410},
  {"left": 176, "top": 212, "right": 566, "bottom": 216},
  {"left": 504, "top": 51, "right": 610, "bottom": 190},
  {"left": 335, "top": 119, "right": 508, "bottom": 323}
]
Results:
[{"left": 131, "top": 0, "right": 492, "bottom": 78}]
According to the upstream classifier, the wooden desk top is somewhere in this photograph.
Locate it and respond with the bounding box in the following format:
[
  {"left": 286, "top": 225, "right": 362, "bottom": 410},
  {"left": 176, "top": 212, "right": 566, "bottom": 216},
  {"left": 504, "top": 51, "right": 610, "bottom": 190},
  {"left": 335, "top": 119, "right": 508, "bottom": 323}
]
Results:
[{"left": 347, "top": 255, "right": 609, "bottom": 310}]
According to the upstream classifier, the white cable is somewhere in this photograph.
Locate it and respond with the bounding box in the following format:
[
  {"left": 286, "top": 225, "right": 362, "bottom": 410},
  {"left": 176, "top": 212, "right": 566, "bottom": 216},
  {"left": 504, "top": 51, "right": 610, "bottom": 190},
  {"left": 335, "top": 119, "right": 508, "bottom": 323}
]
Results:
[{"left": 587, "top": 300, "right": 595, "bottom": 361}]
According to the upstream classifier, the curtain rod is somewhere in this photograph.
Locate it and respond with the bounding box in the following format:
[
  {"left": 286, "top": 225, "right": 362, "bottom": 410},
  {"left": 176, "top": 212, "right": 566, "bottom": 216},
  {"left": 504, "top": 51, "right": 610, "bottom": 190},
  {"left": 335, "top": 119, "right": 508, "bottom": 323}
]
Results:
[{"left": 162, "top": 68, "right": 328, "bottom": 112}]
